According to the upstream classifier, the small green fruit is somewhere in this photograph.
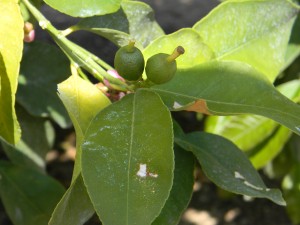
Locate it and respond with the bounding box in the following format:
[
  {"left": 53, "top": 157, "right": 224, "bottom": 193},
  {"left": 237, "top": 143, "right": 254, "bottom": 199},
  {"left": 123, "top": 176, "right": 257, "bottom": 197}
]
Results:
[
  {"left": 145, "top": 46, "right": 185, "bottom": 84},
  {"left": 114, "top": 41, "right": 145, "bottom": 81}
]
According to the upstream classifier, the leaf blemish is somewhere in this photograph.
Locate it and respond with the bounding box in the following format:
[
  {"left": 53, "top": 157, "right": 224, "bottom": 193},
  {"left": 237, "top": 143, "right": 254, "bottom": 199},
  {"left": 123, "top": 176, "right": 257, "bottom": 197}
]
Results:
[
  {"left": 137, "top": 164, "right": 158, "bottom": 178},
  {"left": 243, "top": 181, "right": 264, "bottom": 191},
  {"left": 234, "top": 171, "right": 245, "bottom": 180},
  {"left": 173, "top": 101, "right": 183, "bottom": 109},
  {"left": 234, "top": 172, "right": 264, "bottom": 191}
]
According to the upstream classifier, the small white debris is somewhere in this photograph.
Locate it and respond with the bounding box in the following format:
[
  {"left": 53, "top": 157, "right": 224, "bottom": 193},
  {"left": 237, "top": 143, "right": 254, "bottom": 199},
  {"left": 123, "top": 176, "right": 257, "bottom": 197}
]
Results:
[
  {"left": 137, "top": 164, "right": 158, "bottom": 178},
  {"left": 243, "top": 181, "right": 264, "bottom": 191},
  {"left": 137, "top": 164, "right": 147, "bottom": 178},
  {"left": 234, "top": 171, "right": 245, "bottom": 180},
  {"left": 173, "top": 101, "right": 183, "bottom": 109},
  {"left": 149, "top": 173, "right": 158, "bottom": 178}
]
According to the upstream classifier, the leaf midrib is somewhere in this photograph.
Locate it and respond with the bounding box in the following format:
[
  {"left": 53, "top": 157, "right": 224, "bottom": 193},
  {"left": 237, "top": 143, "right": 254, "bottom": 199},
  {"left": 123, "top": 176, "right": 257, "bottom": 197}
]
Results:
[{"left": 126, "top": 93, "right": 136, "bottom": 225}]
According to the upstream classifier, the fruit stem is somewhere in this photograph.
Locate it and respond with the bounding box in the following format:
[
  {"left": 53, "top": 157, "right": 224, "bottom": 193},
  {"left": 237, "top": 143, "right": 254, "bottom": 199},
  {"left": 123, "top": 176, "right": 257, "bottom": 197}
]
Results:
[
  {"left": 166, "top": 46, "right": 185, "bottom": 62},
  {"left": 126, "top": 40, "right": 136, "bottom": 52}
]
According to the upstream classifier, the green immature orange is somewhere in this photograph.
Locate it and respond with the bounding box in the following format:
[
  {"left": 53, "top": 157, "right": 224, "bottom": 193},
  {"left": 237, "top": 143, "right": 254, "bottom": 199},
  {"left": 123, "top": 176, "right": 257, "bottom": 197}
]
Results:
[
  {"left": 114, "top": 41, "right": 145, "bottom": 81},
  {"left": 145, "top": 46, "right": 185, "bottom": 84}
]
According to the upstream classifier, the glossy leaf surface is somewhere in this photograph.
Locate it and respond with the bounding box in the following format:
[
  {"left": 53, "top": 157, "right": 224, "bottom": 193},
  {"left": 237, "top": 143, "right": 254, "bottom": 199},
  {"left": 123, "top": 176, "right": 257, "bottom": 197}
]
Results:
[
  {"left": 175, "top": 132, "right": 286, "bottom": 205},
  {"left": 151, "top": 61, "right": 300, "bottom": 136},
  {"left": 0, "top": 161, "right": 65, "bottom": 225},
  {"left": 0, "top": 0, "right": 23, "bottom": 144},
  {"left": 143, "top": 28, "right": 214, "bottom": 69},
  {"left": 193, "top": 0, "right": 298, "bottom": 81},
  {"left": 17, "top": 42, "right": 71, "bottom": 128},
  {"left": 57, "top": 74, "right": 111, "bottom": 180},
  {"left": 81, "top": 90, "right": 174, "bottom": 225},
  {"left": 75, "top": 1, "right": 164, "bottom": 47},
  {"left": 152, "top": 145, "right": 194, "bottom": 225},
  {"left": 49, "top": 174, "right": 95, "bottom": 225},
  {"left": 1, "top": 105, "right": 54, "bottom": 171},
  {"left": 43, "top": 0, "right": 122, "bottom": 17}
]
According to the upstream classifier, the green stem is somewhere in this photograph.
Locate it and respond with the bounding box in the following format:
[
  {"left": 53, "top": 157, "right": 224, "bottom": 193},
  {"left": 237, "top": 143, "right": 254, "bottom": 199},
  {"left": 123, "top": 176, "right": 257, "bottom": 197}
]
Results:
[{"left": 21, "top": 0, "right": 129, "bottom": 91}]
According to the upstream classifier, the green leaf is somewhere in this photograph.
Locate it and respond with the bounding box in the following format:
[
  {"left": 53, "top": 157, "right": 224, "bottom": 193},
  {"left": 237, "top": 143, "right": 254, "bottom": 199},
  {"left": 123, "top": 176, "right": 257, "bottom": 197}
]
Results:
[
  {"left": 120, "top": 1, "right": 164, "bottom": 47},
  {"left": 17, "top": 42, "right": 71, "bottom": 128},
  {"left": 205, "top": 115, "right": 277, "bottom": 151},
  {"left": 143, "top": 28, "right": 214, "bottom": 69},
  {"left": 57, "top": 74, "right": 111, "bottom": 180},
  {"left": 75, "top": 1, "right": 164, "bottom": 48},
  {"left": 0, "top": 0, "right": 23, "bottom": 144},
  {"left": 151, "top": 61, "right": 300, "bottom": 136},
  {"left": 204, "top": 80, "right": 300, "bottom": 151},
  {"left": 0, "top": 161, "right": 65, "bottom": 225},
  {"left": 193, "top": 0, "right": 299, "bottom": 81},
  {"left": 282, "top": 163, "right": 300, "bottom": 224},
  {"left": 49, "top": 174, "right": 95, "bottom": 225},
  {"left": 175, "top": 132, "right": 286, "bottom": 205},
  {"left": 81, "top": 90, "right": 174, "bottom": 225},
  {"left": 284, "top": 15, "right": 300, "bottom": 71},
  {"left": 152, "top": 145, "right": 194, "bottom": 225},
  {"left": 1, "top": 104, "right": 54, "bottom": 171},
  {"left": 249, "top": 126, "right": 292, "bottom": 169},
  {"left": 43, "top": 0, "right": 122, "bottom": 17}
]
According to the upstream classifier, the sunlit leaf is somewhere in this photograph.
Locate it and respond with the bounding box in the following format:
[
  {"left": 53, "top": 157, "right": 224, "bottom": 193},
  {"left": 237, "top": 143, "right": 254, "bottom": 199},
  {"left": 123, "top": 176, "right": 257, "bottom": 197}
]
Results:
[
  {"left": 57, "top": 74, "right": 111, "bottom": 180},
  {"left": 193, "top": 0, "right": 299, "bottom": 81},
  {"left": 175, "top": 132, "right": 286, "bottom": 205},
  {"left": 0, "top": 161, "right": 65, "bottom": 225},
  {"left": 0, "top": 0, "right": 23, "bottom": 144},
  {"left": 49, "top": 174, "right": 95, "bottom": 225},
  {"left": 151, "top": 61, "right": 300, "bottom": 136},
  {"left": 74, "top": 1, "right": 164, "bottom": 48},
  {"left": 43, "top": 0, "right": 122, "bottom": 17},
  {"left": 204, "top": 80, "right": 300, "bottom": 151},
  {"left": 81, "top": 90, "right": 174, "bottom": 225},
  {"left": 17, "top": 42, "right": 71, "bottom": 128},
  {"left": 143, "top": 28, "right": 214, "bottom": 69}
]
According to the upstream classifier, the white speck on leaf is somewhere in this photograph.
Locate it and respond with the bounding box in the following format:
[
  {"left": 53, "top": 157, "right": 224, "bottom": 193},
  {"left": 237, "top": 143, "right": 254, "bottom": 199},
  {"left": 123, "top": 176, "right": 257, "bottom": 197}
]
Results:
[
  {"left": 234, "top": 171, "right": 245, "bottom": 180},
  {"left": 137, "top": 164, "right": 158, "bottom": 178},
  {"left": 243, "top": 181, "right": 263, "bottom": 191},
  {"left": 137, "top": 164, "right": 147, "bottom": 178},
  {"left": 173, "top": 101, "right": 183, "bottom": 109}
]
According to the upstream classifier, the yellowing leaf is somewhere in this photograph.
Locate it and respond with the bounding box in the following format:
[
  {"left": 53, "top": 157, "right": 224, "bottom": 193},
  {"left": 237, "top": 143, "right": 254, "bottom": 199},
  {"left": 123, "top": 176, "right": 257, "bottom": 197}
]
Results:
[{"left": 0, "top": 0, "right": 23, "bottom": 144}]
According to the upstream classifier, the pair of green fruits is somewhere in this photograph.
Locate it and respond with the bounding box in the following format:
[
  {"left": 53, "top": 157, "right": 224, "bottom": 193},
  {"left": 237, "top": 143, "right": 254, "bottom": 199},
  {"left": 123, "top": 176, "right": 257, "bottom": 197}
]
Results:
[{"left": 114, "top": 41, "right": 185, "bottom": 84}]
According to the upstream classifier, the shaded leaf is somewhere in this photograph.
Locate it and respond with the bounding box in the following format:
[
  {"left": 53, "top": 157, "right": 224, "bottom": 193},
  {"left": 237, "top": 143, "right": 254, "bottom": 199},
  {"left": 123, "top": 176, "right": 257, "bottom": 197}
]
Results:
[
  {"left": 81, "top": 90, "right": 174, "bottom": 225},
  {"left": 282, "top": 163, "right": 300, "bottom": 224},
  {"left": 0, "top": 0, "right": 23, "bottom": 144},
  {"left": 152, "top": 145, "right": 194, "bottom": 225},
  {"left": 1, "top": 104, "right": 54, "bottom": 171},
  {"left": 75, "top": 1, "right": 164, "bottom": 48},
  {"left": 143, "top": 28, "right": 214, "bottom": 69},
  {"left": 17, "top": 42, "right": 71, "bottom": 128},
  {"left": 57, "top": 74, "right": 111, "bottom": 180},
  {"left": 49, "top": 174, "right": 95, "bottom": 225},
  {"left": 193, "top": 0, "right": 298, "bottom": 81},
  {"left": 151, "top": 61, "right": 300, "bottom": 136},
  {"left": 43, "top": 0, "right": 122, "bottom": 17},
  {"left": 175, "top": 132, "right": 286, "bottom": 205},
  {"left": 0, "top": 161, "right": 65, "bottom": 225}
]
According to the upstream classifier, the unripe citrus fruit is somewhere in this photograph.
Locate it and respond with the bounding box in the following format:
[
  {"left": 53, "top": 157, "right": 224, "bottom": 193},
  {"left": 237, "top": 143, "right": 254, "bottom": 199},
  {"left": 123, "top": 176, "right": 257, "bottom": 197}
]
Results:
[
  {"left": 145, "top": 46, "right": 185, "bottom": 84},
  {"left": 114, "top": 41, "right": 145, "bottom": 81}
]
